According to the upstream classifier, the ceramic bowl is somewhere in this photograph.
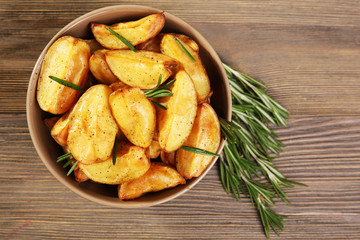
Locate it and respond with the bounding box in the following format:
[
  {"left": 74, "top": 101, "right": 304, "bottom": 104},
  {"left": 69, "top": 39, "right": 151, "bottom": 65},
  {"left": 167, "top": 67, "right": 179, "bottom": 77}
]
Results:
[{"left": 27, "top": 5, "right": 231, "bottom": 207}]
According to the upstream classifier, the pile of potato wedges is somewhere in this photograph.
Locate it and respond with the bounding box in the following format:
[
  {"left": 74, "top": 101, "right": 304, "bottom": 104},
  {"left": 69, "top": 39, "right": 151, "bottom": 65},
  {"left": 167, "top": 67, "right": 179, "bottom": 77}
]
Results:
[{"left": 37, "top": 13, "right": 221, "bottom": 200}]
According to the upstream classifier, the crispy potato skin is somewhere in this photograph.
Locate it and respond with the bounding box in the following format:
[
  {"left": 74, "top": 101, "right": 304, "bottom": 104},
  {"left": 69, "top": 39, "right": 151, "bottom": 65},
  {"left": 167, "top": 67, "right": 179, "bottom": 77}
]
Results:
[
  {"left": 105, "top": 50, "right": 179, "bottom": 89},
  {"left": 89, "top": 49, "right": 119, "bottom": 85},
  {"left": 157, "top": 70, "right": 197, "bottom": 152},
  {"left": 109, "top": 88, "right": 156, "bottom": 148},
  {"left": 118, "top": 162, "right": 185, "bottom": 200},
  {"left": 84, "top": 39, "right": 103, "bottom": 53},
  {"left": 37, "top": 36, "right": 90, "bottom": 114},
  {"left": 50, "top": 106, "right": 75, "bottom": 147},
  {"left": 160, "top": 151, "right": 176, "bottom": 167},
  {"left": 161, "top": 34, "right": 211, "bottom": 103},
  {"left": 79, "top": 142, "right": 150, "bottom": 185},
  {"left": 67, "top": 85, "right": 119, "bottom": 164},
  {"left": 109, "top": 81, "right": 130, "bottom": 91},
  {"left": 43, "top": 117, "right": 60, "bottom": 130},
  {"left": 176, "top": 103, "right": 221, "bottom": 179},
  {"left": 137, "top": 33, "right": 199, "bottom": 53},
  {"left": 91, "top": 13, "right": 165, "bottom": 50}
]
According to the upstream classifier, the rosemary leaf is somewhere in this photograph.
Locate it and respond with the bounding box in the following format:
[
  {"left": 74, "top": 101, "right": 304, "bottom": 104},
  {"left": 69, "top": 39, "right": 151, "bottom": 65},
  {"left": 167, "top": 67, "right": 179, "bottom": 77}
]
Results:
[
  {"left": 67, "top": 161, "right": 78, "bottom": 176},
  {"left": 56, "top": 153, "right": 73, "bottom": 162},
  {"left": 49, "top": 76, "right": 85, "bottom": 92},
  {"left": 151, "top": 100, "right": 167, "bottom": 110},
  {"left": 112, "top": 138, "right": 120, "bottom": 165},
  {"left": 180, "top": 146, "right": 219, "bottom": 157},
  {"left": 106, "top": 27, "right": 136, "bottom": 52},
  {"left": 174, "top": 36, "right": 196, "bottom": 62}
]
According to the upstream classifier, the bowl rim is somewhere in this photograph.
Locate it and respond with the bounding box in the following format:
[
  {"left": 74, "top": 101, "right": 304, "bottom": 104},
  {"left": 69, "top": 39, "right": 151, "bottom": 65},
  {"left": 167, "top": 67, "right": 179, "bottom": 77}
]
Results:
[{"left": 26, "top": 4, "right": 232, "bottom": 208}]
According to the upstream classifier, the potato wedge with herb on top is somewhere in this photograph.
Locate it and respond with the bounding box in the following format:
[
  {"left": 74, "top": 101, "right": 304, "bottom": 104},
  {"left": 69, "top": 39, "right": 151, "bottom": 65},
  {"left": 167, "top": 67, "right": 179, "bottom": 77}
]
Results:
[
  {"left": 118, "top": 162, "right": 185, "bottom": 200},
  {"left": 161, "top": 34, "right": 211, "bottom": 103},
  {"left": 79, "top": 141, "right": 150, "bottom": 185},
  {"left": 105, "top": 50, "right": 179, "bottom": 89},
  {"left": 91, "top": 13, "right": 165, "bottom": 50},
  {"left": 176, "top": 103, "right": 221, "bottom": 179},
  {"left": 109, "top": 88, "right": 156, "bottom": 148},
  {"left": 89, "top": 49, "right": 119, "bottom": 85},
  {"left": 37, "top": 36, "right": 90, "bottom": 114},
  {"left": 67, "top": 84, "right": 119, "bottom": 165},
  {"left": 157, "top": 70, "right": 197, "bottom": 152}
]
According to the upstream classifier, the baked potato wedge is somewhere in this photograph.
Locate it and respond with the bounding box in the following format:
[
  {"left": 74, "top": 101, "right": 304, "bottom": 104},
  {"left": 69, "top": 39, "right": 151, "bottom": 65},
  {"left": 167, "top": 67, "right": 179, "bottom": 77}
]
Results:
[
  {"left": 176, "top": 103, "right": 221, "bottom": 179},
  {"left": 67, "top": 84, "right": 119, "bottom": 164},
  {"left": 89, "top": 49, "right": 119, "bottom": 85},
  {"left": 160, "top": 34, "right": 210, "bottom": 103},
  {"left": 149, "top": 140, "right": 161, "bottom": 159},
  {"left": 43, "top": 117, "right": 59, "bottom": 130},
  {"left": 51, "top": 106, "right": 76, "bottom": 147},
  {"left": 157, "top": 70, "right": 197, "bottom": 152},
  {"left": 105, "top": 50, "right": 179, "bottom": 89},
  {"left": 78, "top": 141, "right": 150, "bottom": 185},
  {"left": 118, "top": 162, "right": 185, "bottom": 200},
  {"left": 62, "top": 145, "right": 89, "bottom": 182},
  {"left": 37, "top": 36, "right": 90, "bottom": 114},
  {"left": 91, "top": 13, "right": 165, "bottom": 50},
  {"left": 110, "top": 88, "right": 156, "bottom": 148}
]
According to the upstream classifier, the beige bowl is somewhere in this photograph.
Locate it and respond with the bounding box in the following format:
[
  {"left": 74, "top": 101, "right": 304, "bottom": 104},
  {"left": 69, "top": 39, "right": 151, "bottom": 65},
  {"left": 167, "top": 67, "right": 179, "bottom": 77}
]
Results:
[{"left": 26, "top": 5, "right": 231, "bottom": 207}]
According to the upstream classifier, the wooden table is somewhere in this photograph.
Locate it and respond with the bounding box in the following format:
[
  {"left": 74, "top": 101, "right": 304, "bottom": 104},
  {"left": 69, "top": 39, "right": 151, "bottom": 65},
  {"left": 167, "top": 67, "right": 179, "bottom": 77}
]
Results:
[{"left": 1, "top": 1, "right": 360, "bottom": 239}]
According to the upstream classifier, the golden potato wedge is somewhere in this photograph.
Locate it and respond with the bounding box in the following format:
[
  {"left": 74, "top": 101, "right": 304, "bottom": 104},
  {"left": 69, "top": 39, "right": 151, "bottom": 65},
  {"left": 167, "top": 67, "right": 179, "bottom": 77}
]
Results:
[
  {"left": 37, "top": 36, "right": 90, "bottom": 114},
  {"left": 78, "top": 141, "right": 150, "bottom": 185},
  {"left": 160, "top": 151, "right": 176, "bottom": 167},
  {"left": 118, "top": 162, "right": 185, "bottom": 200},
  {"left": 109, "top": 88, "right": 156, "bottom": 148},
  {"left": 91, "top": 13, "right": 165, "bottom": 50},
  {"left": 157, "top": 70, "right": 197, "bottom": 152},
  {"left": 50, "top": 106, "right": 76, "bottom": 147},
  {"left": 176, "top": 103, "right": 221, "bottom": 179},
  {"left": 160, "top": 34, "right": 211, "bottom": 103},
  {"left": 84, "top": 39, "right": 103, "bottom": 53},
  {"left": 109, "top": 81, "right": 130, "bottom": 91},
  {"left": 105, "top": 50, "right": 179, "bottom": 89},
  {"left": 137, "top": 33, "right": 199, "bottom": 53},
  {"left": 67, "top": 84, "right": 119, "bottom": 164},
  {"left": 89, "top": 49, "right": 119, "bottom": 85}
]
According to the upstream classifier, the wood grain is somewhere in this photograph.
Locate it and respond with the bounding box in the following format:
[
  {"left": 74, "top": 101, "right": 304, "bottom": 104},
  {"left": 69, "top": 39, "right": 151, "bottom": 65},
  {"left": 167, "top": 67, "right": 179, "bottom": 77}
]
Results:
[{"left": 1, "top": 0, "right": 360, "bottom": 239}]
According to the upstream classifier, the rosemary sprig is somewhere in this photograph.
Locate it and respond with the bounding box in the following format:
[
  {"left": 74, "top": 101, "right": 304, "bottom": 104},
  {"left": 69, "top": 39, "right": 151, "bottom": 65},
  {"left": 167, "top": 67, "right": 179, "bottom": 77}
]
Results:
[
  {"left": 143, "top": 74, "right": 175, "bottom": 110},
  {"left": 106, "top": 27, "right": 136, "bottom": 52},
  {"left": 49, "top": 76, "right": 85, "bottom": 92},
  {"left": 220, "top": 63, "right": 305, "bottom": 238},
  {"left": 56, "top": 152, "right": 78, "bottom": 176},
  {"left": 180, "top": 146, "right": 219, "bottom": 157},
  {"left": 112, "top": 138, "right": 119, "bottom": 165},
  {"left": 174, "top": 36, "right": 196, "bottom": 62}
]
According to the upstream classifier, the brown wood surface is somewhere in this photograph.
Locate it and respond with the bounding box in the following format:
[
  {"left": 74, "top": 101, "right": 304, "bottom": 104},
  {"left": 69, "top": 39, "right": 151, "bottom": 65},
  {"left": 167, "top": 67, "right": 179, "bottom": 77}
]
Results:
[{"left": 1, "top": 0, "right": 360, "bottom": 239}]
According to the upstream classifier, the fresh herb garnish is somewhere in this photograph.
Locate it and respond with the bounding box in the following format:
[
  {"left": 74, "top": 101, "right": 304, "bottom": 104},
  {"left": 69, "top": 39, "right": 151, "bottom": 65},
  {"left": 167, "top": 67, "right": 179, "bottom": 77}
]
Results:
[
  {"left": 143, "top": 74, "right": 176, "bottom": 110},
  {"left": 56, "top": 152, "right": 78, "bottom": 176},
  {"left": 220, "top": 63, "right": 306, "bottom": 238},
  {"left": 151, "top": 100, "right": 167, "bottom": 110},
  {"left": 112, "top": 138, "right": 120, "bottom": 165},
  {"left": 174, "top": 36, "right": 196, "bottom": 62},
  {"left": 49, "top": 76, "right": 85, "bottom": 92},
  {"left": 106, "top": 27, "right": 136, "bottom": 52},
  {"left": 180, "top": 146, "right": 219, "bottom": 157}
]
